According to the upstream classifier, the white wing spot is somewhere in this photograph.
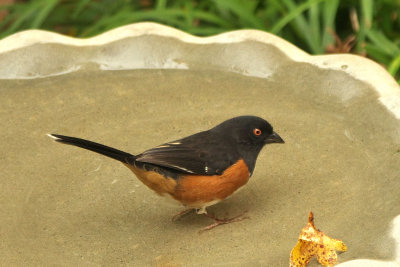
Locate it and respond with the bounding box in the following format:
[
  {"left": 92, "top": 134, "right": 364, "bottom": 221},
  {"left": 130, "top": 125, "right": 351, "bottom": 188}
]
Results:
[
  {"left": 47, "top": 134, "right": 60, "bottom": 140},
  {"left": 155, "top": 142, "right": 181, "bottom": 148},
  {"left": 155, "top": 145, "right": 168, "bottom": 148},
  {"left": 168, "top": 142, "right": 181, "bottom": 145},
  {"left": 169, "top": 164, "right": 194, "bottom": 173}
]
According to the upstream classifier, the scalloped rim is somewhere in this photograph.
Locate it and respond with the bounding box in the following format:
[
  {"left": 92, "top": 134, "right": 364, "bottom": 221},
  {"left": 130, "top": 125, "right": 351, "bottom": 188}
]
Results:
[
  {"left": 1, "top": 22, "right": 399, "bottom": 119},
  {"left": 1, "top": 22, "right": 399, "bottom": 265}
]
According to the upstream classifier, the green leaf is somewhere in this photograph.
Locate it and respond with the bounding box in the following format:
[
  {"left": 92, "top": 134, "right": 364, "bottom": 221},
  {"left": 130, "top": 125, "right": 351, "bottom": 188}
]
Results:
[
  {"left": 356, "top": 0, "right": 374, "bottom": 52},
  {"left": 366, "top": 30, "right": 400, "bottom": 56},
  {"left": 271, "top": 0, "right": 325, "bottom": 53},
  {"left": 309, "top": 2, "right": 321, "bottom": 53},
  {"left": 191, "top": 10, "right": 234, "bottom": 28},
  {"left": 184, "top": 1, "right": 193, "bottom": 29},
  {"left": 364, "top": 44, "right": 392, "bottom": 65},
  {"left": 388, "top": 54, "right": 400, "bottom": 76},
  {"left": 72, "top": 0, "right": 92, "bottom": 19},
  {"left": 30, "top": 0, "right": 60, "bottom": 29},
  {"left": 156, "top": 0, "right": 167, "bottom": 10},
  {"left": 0, "top": 4, "right": 36, "bottom": 37},
  {"left": 279, "top": 0, "right": 310, "bottom": 41},
  {"left": 212, "top": 0, "right": 264, "bottom": 29},
  {"left": 361, "top": 0, "right": 373, "bottom": 29},
  {"left": 321, "top": 0, "right": 339, "bottom": 49}
]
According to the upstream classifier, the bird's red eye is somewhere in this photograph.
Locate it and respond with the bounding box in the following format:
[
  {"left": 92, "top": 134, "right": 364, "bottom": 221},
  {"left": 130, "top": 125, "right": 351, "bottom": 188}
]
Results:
[{"left": 253, "top": 128, "right": 262, "bottom": 136}]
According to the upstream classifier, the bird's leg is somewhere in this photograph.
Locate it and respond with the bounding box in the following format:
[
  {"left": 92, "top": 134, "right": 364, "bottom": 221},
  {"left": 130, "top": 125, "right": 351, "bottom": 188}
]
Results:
[
  {"left": 171, "top": 208, "right": 195, "bottom": 221},
  {"left": 199, "top": 210, "right": 250, "bottom": 233}
]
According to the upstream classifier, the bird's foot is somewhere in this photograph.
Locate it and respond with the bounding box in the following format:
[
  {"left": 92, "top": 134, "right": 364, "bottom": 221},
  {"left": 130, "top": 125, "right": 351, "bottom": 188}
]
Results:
[{"left": 199, "top": 211, "right": 249, "bottom": 233}]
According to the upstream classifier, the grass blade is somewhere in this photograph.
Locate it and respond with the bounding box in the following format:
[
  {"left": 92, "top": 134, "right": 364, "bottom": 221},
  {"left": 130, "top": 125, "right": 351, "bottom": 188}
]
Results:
[
  {"left": 321, "top": 0, "right": 339, "bottom": 49},
  {"left": 156, "top": 0, "right": 167, "bottom": 10},
  {"left": 192, "top": 10, "right": 234, "bottom": 28},
  {"left": 212, "top": 0, "right": 264, "bottom": 29},
  {"left": 309, "top": 2, "right": 321, "bottom": 53},
  {"left": 388, "top": 54, "right": 400, "bottom": 77},
  {"left": 271, "top": 0, "right": 324, "bottom": 53},
  {"left": 30, "top": 0, "right": 60, "bottom": 29},
  {"left": 361, "top": 0, "right": 373, "bottom": 29},
  {"left": 364, "top": 44, "right": 392, "bottom": 65},
  {"left": 72, "top": 0, "right": 92, "bottom": 19},
  {"left": 366, "top": 30, "right": 400, "bottom": 56},
  {"left": 0, "top": 3, "right": 37, "bottom": 37},
  {"left": 356, "top": 0, "right": 373, "bottom": 52}
]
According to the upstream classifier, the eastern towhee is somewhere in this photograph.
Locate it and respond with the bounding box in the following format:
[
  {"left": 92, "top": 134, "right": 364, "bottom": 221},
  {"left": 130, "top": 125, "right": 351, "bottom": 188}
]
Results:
[{"left": 48, "top": 116, "right": 284, "bottom": 231}]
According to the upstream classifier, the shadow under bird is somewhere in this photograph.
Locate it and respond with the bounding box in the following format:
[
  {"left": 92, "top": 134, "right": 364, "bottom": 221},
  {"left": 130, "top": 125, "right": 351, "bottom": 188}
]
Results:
[{"left": 48, "top": 115, "right": 284, "bottom": 231}]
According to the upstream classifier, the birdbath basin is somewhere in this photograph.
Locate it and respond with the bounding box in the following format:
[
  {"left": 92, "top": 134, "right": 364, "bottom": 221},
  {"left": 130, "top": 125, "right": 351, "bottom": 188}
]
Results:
[{"left": 1, "top": 22, "right": 399, "bottom": 266}]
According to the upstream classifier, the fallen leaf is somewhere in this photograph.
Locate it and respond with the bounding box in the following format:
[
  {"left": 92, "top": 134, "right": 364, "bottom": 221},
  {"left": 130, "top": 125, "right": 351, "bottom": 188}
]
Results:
[{"left": 290, "top": 212, "right": 347, "bottom": 267}]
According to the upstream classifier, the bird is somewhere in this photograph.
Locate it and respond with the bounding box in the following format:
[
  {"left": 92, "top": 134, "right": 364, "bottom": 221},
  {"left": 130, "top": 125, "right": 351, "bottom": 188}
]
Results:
[{"left": 48, "top": 115, "right": 284, "bottom": 231}]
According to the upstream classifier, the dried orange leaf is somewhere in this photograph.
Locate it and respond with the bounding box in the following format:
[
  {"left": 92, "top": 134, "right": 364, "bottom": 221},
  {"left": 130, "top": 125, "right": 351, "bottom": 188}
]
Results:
[{"left": 290, "top": 212, "right": 347, "bottom": 267}]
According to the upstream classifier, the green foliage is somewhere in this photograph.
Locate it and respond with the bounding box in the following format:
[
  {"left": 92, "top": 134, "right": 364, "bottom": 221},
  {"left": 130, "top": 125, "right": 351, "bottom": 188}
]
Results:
[
  {"left": 0, "top": 0, "right": 399, "bottom": 82},
  {"left": 357, "top": 0, "right": 400, "bottom": 81}
]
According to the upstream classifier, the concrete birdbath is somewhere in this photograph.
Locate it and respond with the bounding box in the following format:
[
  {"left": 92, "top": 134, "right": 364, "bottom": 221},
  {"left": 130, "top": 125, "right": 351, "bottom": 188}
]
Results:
[{"left": 1, "top": 22, "right": 399, "bottom": 266}]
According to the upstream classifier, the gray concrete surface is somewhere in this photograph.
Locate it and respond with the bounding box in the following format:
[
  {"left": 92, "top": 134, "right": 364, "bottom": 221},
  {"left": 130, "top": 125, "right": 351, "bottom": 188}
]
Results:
[{"left": 1, "top": 65, "right": 399, "bottom": 266}]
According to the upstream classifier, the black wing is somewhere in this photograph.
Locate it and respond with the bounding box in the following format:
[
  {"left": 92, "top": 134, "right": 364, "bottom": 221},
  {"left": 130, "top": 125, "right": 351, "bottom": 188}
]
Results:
[{"left": 134, "top": 131, "right": 239, "bottom": 175}]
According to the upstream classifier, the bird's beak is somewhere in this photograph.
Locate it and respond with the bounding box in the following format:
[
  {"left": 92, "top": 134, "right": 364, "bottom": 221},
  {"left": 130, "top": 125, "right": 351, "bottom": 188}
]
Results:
[{"left": 265, "top": 131, "right": 284, "bottom": 144}]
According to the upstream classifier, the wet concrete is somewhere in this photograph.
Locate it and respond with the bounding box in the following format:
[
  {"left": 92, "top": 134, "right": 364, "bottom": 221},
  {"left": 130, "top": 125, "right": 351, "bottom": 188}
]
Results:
[{"left": 1, "top": 67, "right": 399, "bottom": 266}]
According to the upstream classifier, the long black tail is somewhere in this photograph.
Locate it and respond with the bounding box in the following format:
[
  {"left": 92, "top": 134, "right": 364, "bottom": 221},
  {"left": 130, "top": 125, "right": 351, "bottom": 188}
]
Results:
[{"left": 48, "top": 134, "right": 133, "bottom": 163}]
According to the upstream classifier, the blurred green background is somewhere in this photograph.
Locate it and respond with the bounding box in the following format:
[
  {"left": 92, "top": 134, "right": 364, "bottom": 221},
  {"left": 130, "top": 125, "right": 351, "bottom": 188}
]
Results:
[{"left": 0, "top": 0, "right": 399, "bottom": 83}]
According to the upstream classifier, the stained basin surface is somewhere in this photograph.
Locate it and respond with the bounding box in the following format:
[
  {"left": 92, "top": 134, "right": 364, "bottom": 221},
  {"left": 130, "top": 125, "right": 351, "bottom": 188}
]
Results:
[{"left": 0, "top": 23, "right": 399, "bottom": 266}]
